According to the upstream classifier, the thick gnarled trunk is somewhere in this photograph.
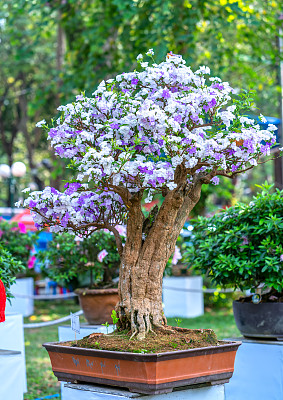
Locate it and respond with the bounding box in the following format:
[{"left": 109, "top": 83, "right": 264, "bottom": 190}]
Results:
[{"left": 117, "top": 183, "right": 202, "bottom": 339}]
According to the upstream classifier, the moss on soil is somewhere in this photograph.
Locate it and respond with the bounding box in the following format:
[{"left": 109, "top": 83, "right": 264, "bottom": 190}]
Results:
[{"left": 69, "top": 326, "right": 219, "bottom": 353}]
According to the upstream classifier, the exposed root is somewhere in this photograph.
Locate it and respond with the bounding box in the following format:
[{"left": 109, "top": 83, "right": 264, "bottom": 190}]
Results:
[{"left": 153, "top": 323, "right": 175, "bottom": 335}]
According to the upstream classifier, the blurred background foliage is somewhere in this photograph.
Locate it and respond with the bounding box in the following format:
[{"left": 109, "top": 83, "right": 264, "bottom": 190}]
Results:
[{"left": 0, "top": 0, "right": 282, "bottom": 210}]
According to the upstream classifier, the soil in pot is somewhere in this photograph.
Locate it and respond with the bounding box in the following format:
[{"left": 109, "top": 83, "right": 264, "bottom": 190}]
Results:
[{"left": 70, "top": 326, "right": 219, "bottom": 353}]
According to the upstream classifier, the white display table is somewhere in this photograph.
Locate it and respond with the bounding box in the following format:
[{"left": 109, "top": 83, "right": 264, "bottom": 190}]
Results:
[
  {"left": 224, "top": 337, "right": 283, "bottom": 400},
  {"left": 0, "top": 350, "right": 24, "bottom": 400},
  {"left": 0, "top": 313, "right": 27, "bottom": 397},
  {"left": 63, "top": 382, "right": 225, "bottom": 400},
  {"left": 163, "top": 276, "right": 204, "bottom": 318},
  {"left": 6, "top": 277, "right": 34, "bottom": 317},
  {"left": 59, "top": 323, "right": 114, "bottom": 400}
]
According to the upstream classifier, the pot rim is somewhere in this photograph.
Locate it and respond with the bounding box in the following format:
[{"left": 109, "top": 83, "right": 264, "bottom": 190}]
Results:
[
  {"left": 43, "top": 340, "right": 241, "bottom": 362},
  {"left": 233, "top": 299, "right": 283, "bottom": 305},
  {"left": 75, "top": 288, "right": 118, "bottom": 295}
]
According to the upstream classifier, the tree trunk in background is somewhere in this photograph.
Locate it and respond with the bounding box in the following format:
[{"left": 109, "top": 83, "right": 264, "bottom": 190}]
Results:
[
  {"left": 117, "top": 183, "right": 202, "bottom": 340},
  {"left": 50, "top": 11, "right": 66, "bottom": 190}
]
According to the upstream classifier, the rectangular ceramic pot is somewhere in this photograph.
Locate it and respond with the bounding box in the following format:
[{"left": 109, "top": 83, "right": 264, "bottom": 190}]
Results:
[{"left": 43, "top": 340, "right": 241, "bottom": 394}]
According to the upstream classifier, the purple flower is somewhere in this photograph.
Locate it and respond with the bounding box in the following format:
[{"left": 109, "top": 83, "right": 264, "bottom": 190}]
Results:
[
  {"left": 280, "top": 254, "right": 283, "bottom": 262},
  {"left": 131, "top": 78, "right": 139, "bottom": 85},
  {"left": 162, "top": 89, "right": 171, "bottom": 99},
  {"left": 29, "top": 200, "right": 37, "bottom": 208},
  {"left": 51, "top": 187, "right": 58, "bottom": 194},
  {"left": 174, "top": 114, "right": 182, "bottom": 123},
  {"left": 242, "top": 236, "right": 249, "bottom": 245},
  {"left": 138, "top": 166, "right": 148, "bottom": 174},
  {"left": 211, "top": 176, "right": 219, "bottom": 185},
  {"left": 212, "top": 83, "right": 224, "bottom": 90},
  {"left": 208, "top": 98, "right": 217, "bottom": 108},
  {"left": 65, "top": 183, "right": 82, "bottom": 195},
  {"left": 191, "top": 114, "right": 199, "bottom": 123},
  {"left": 61, "top": 212, "right": 70, "bottom": 228},
  {"left": 188, "top": 147, "right": 197, "bottom": 154},
  {"left": 110, "top": 123, "right": 120, "bottom": 129}
]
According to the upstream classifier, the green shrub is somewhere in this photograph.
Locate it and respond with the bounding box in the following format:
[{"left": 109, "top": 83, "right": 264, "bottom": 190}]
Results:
[
  {"left": 0, "top": 219, "right": 38, "bottom": 268},
  {"left": 38, "top": 229, "right": 123, "bottom": 288},
  {"left": 0, "top": 244, "right": 25, "bottom": 299},
  {"left": 185, "top": 185, "right": 283, "bottom": 293}
]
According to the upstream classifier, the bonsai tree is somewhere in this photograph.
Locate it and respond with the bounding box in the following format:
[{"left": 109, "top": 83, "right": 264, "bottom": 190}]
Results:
[
  {"left": 185, "top": 185, "right": 283, "bottom": 299},
  {"left": 0, "top": 244, "right": 25, "bottom": 299},
  {"left": 38, "top": 229, "right": 124, "bottom": 289},
  {"left": 19, "top": 51, "right": 281, "bottom": 339}
]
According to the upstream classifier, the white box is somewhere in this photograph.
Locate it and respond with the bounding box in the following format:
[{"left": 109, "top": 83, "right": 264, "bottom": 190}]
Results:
[
  {"left": 0, "top": 313, "right": 27, "bottom": 394},
  {"left": 6, "top": 277, "right": 34, "bottom": 317},
  {"left": 0, "top": 350, "right": 24, "bottom": 400},
  {"left": 163, "top": 276, "right": 204, "bottom": 318}
]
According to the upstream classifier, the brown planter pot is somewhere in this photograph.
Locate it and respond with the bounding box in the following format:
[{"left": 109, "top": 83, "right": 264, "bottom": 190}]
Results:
[
  {"left": 43, "top": 340, "right": 241, "bottom": 395},
  {"left": 75, "top": 288, "right": 119, "bottom": 325}
]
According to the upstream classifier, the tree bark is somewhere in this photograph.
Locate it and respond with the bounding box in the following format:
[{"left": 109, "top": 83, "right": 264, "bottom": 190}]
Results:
[{"left": 116, "top": 183, "right": 202, "bottom": 339}]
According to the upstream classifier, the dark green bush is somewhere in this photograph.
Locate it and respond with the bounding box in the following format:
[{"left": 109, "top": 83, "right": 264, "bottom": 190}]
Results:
[
  {"left": 185, "top": 185, "right": 283, "bottom": 293},
  {"left": 0, "top": 244, "right": 25, "bottom": 299}
]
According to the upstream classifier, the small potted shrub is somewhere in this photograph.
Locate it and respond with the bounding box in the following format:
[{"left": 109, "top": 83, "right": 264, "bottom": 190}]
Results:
[
  {"left": 0, "top": 244, "right": 25, "bottom": 301},
  {"left": 0, "top": 219, "right": 38, "bottom": 274},
  {"left": 0, "top": 219, "right": 38, "bottom": 315},
  {"left": 186, "top": 185, "right": 283, "bottom": 339},
  {"left": 38, "top": 229, "right": 124, "bottom": 324},
  {"left": 18, "top": 51, "right": 281, "bottom": 393}
]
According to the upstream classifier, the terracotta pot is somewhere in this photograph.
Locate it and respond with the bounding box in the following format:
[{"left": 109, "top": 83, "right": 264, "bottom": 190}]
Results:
[
  {"left": 75, "top": 288, "right": 119, "bottom": 324},
  {"left": 233, "top": 300, "right": 283, "bottom": 340},
  {"left": 43, "top": 340, "right": 241, "bottom": 395}
]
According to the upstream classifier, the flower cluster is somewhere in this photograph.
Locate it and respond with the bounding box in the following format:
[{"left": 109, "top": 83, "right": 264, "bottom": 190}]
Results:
[{"left": 19, "top": 51, "right": 279, "bottom": 236}]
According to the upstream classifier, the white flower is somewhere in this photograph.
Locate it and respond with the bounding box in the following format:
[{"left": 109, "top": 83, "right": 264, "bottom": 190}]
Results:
[
  {"left": 35, "top": 119, "right": 46, "bottom": 128},
  {"left": 136, "top": 54, "right": 143, "bottom": 61},
  {"left": 259, "top": 114, "right": 267, "bottom": 123},
  {"left": 146, "top": 49, "right": 154, "bottom": 56},
  {"left": 141, "top": 62, "right": 149, "bottom": 68},
  {"left": 22, "top": 187, "right": 31, "bottom": 193}
]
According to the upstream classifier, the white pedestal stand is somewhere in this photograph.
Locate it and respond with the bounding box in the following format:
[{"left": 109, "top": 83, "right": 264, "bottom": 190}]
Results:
[
  {"left": 163, "top": 276, "right": 204, "bottom": 318},
  {"left": 224, "top": 337, "right": 283, "bottom": 400},
  {"left": 59, "top": 323, "right": 114, "bottom": 400},
  {"left": 0, "top": 350, "right": 24, "bottom": 400},
  {"left": 0, "top": 313, "right": 27, "bottom": 399},
  {"left": 6, "top": 277, "right": 34, "bottom": 317},
  {"left": 63, "top": 382, "right": 224, "bottom": 400}
]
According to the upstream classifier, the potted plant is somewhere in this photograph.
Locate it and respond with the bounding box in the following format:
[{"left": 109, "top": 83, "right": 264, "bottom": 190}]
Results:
[
  {"left": 0, "top": 219, "right": 38, "bottom": 275},
  {"left": 186, "top": 184, "right": 283, "bottom": 340},
  {"left": 0, "top": 244, "right": 25, "bottom": 301},
  {"left": 0, "top": 218, "right": 38, "bottom": 316},
  {"left": 18, "top": 50, "right": 281, "bottom": 393},
  {"left": 38, "top": 229, "right": 125, "bottom": 324}
]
